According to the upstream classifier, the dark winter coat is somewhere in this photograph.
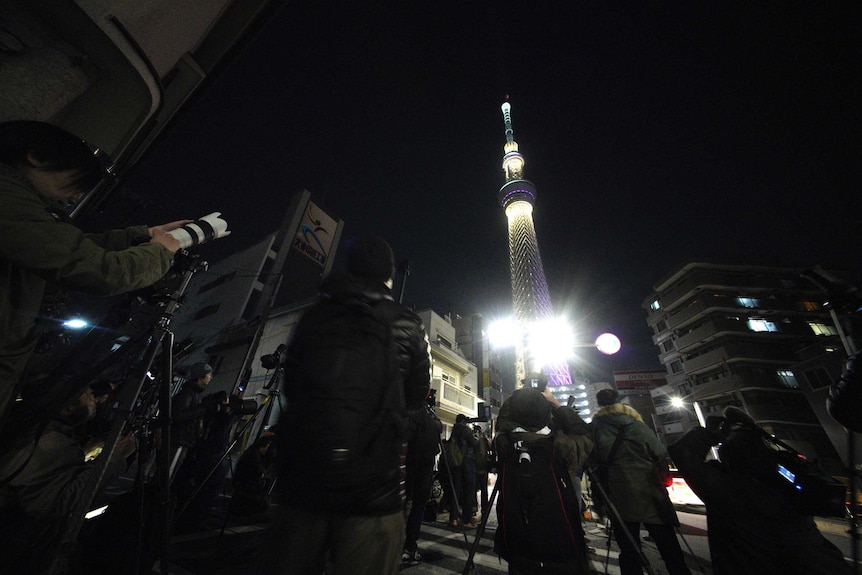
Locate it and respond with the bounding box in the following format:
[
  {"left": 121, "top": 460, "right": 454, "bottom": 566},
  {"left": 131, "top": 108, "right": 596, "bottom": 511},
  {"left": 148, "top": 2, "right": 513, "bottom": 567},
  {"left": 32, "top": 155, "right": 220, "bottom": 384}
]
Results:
[
  {"left": 451, "top": 421, "right": 478, "bottom": 461},
  {"left": 591, "top": 403, "right": 677, "bottom": 525},
  {"left": 0, "top": 164, "right": 173, "bottom": 425},
  {"left": 170, "top": 381, "right": 208, "bottom": 449},
  {"left": 0, "top": 418, "right": 129, "bottom": 573},
  {"left": 669, "top": 427, "right": 851, "bottom": 575},
  {"left": 279, "top": 272, "right": 431, "bottom": 515}
]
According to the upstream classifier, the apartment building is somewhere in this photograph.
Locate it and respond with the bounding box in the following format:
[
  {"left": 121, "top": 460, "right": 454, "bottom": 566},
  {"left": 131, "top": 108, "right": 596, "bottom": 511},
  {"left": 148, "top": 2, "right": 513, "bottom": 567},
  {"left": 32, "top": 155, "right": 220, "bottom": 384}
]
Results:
[{"left": 644, "top": 262, "right": 852, "bottom": 474}]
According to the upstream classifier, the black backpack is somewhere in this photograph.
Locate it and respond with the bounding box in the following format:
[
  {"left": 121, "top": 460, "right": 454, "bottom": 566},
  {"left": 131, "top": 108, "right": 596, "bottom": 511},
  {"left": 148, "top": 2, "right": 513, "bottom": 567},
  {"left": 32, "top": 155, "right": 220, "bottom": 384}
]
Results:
[
  {"left": 278, "top": 297, "right": 404, "bottom": 510},
  {"left": 494, "top": 432, "right": 588, "bottom": 574}
]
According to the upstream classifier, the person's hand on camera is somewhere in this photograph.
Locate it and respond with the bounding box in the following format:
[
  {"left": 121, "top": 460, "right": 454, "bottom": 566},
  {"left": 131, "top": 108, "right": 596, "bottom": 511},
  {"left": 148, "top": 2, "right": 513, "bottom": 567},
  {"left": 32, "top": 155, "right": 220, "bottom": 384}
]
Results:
[
  {"left": 541, "top": 387, "right": 561, "bottom": 408},
  {"left": 113, "top": 432, "right": 137, "bottom": 460},
  {"left": 148, "top": 219, "right": 193, "bottom": 237},
  {"left": 148, "top": 219, "right": 192, "bottom": 253}
]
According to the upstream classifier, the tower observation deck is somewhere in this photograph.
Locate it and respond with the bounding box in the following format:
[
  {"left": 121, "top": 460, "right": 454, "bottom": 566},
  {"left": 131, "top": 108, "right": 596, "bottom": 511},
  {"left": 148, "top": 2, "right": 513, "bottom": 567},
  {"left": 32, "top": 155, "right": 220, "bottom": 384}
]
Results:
[{"left": 498, "top": 101, "right": 572, "bottom": 388}]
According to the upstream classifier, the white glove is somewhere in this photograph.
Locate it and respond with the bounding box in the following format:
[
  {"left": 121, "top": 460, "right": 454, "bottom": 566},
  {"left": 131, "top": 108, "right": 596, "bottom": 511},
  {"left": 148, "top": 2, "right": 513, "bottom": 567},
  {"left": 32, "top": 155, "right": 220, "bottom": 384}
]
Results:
[{"left": 166, "top": 212, "right": 231, "bottom": 249}]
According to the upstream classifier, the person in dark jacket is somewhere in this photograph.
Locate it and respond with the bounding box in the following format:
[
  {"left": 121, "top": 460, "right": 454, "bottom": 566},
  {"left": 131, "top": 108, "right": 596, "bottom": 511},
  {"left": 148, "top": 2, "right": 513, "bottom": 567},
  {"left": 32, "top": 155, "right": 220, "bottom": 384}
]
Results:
[
  {"left": 0, "top": 386, "right": 136, "bottom": 574},
  {"left": 260, "top": 235, "right": 432, "bottom": 575},
  {"left": 494, "top": 386, "right": 593, "bottom": 574},
  {"left": 591, "top": 389, "right": 691, "bottom": 575},
  {"left": 668, "top": 407, "right": 852, "bottom": 575},
  {"left": 449, "top": 413, "right": 479, "bottom": 528},
  {"left": 0, "top": 121, "right": 187, "bottom": 432},
  {"left": 827, "top": 351, "right": 862, "bottom": 432},
  {"left": 402, "top": 398, "right": 443, "bottom": 565}
]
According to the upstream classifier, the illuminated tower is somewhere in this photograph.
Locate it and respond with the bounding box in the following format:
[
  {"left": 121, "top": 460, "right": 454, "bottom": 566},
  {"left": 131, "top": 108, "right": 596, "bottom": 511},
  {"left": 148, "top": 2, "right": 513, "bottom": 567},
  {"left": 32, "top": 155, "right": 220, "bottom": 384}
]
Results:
[{"left": 499, "top": 101, "right": 572, "bottom": 387}]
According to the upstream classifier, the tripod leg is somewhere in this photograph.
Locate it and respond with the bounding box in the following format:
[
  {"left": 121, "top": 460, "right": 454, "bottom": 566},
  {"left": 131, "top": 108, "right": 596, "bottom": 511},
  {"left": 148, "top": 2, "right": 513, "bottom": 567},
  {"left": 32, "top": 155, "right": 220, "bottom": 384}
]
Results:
[
  {"left": 438, "top": 438, "right": 470, "bottom": 551},
  {"left": 461, "top": 478, "right": 500, "bottom": 575}
]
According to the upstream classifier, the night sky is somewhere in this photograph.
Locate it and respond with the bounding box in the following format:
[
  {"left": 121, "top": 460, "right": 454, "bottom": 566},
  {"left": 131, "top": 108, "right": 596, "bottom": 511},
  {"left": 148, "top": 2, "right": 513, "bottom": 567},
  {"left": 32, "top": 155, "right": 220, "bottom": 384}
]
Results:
[{"left": 116, "top": 3, "right": 859, "bottom": 380}]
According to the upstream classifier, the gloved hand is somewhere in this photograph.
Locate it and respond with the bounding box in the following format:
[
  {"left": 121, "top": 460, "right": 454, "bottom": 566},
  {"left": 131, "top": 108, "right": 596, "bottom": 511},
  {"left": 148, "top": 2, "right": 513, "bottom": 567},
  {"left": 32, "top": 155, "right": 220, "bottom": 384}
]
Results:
[{"left": 166, "top": 212, "right": 231, "bottom": 249}]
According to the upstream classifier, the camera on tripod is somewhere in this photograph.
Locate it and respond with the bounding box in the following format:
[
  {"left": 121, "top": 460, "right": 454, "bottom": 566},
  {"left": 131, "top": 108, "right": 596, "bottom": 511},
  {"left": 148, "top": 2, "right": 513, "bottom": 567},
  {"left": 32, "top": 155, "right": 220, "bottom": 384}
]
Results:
[
  {"left": 708, "top": 413, "right": 845, "bottom": 517},
  {"left": 260, "top": 344, "right": 287, "bottom": 370}
]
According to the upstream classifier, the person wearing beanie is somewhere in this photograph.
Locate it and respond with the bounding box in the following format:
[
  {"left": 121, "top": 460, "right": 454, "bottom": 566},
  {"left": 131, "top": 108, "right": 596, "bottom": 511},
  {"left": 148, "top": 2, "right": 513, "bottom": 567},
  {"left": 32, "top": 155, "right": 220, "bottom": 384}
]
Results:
[
  {"left": 493, "top": 386, "right": 593, "bottom": 572},
  {"left": 591, "top": 389, "right": 692, "bottom": 575},
  {"left": 259, "top": 234, "right": 431, "bottom": 575},
  {"left": 346, "top": 234, "right": 395, "bottom": 285},
  {"left": 0, "top": 120, "right": 191, "bottom": 432}
]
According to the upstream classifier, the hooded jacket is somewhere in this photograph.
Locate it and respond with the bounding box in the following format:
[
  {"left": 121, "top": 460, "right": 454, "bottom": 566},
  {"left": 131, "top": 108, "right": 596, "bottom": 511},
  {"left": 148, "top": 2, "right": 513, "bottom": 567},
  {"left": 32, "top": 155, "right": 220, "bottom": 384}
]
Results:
[
  {"left": 0, "top": 164, "right": 173, "bottom": 424},
  {"left": 591, "top": 402, "right": 677, "bottom": 524}
]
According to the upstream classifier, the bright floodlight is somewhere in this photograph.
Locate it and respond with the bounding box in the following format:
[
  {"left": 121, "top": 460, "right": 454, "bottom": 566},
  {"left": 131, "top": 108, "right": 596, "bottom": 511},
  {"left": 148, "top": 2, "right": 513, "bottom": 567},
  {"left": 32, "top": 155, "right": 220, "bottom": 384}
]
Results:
[
  {"left": 488, "top": 317, "right": 520, "bottom": 349},
  {"left": 526, "top": 317, "right": 574, "bottom": 371},
  {"left": 670, "top": 396, "right": 686, "bottom": 408},
  {"left": 595, "top": 332, "right": 621, "bottom": 355},
  {"left": 63, "top": 318, "right": 88, "bottom": 329}
]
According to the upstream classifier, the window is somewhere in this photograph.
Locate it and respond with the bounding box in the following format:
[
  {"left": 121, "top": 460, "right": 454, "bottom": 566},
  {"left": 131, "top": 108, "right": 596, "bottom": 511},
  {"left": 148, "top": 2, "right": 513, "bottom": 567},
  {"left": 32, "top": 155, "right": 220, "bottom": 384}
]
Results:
[
  {"left": 670, "top": 360, "right": 683, "bottom": 374},
  {"left": 805, "top": 367, "right": 833, "bottom": 390},
  {"left": 747, "top": 318, "right": 778, "bottom": 332},
  {"left": 800, "top": 301, "right": 821, "bottom": 312},
  {"left": 650, "top": 300, "right": 661, "bottom": 310},
  {"left": 737, "top": 297, "right": 761, "bottom": 308},
  {"left": 776, "top": 370, "right": 800, "bottom": 389},
  {"left": 662, "top": 340, "right": 675, "bottom": 352},
  {"left": 808, "top": 322, "right": 838, "bottom": 336},
  {"left": 438, "top": 336, "right": 453, "bottom": 349},
  {"left": 656, "top": 320, "right": 668, "bottom": 331}
]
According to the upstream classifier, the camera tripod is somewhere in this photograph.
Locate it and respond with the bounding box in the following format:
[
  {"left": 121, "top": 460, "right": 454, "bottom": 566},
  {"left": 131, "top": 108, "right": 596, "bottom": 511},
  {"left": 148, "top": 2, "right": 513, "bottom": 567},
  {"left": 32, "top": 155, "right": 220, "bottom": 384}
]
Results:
[
  {"left": 174, "top": 361, "right": 285, "bottom": 539},
  {"left": 38, "top": 252, "right": 207, "bottom": 575}
]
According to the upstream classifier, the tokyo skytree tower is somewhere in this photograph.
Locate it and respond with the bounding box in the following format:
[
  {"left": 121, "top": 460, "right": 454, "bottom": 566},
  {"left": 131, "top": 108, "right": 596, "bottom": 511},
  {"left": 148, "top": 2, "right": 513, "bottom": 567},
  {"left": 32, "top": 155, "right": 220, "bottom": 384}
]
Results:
[{"left": 498, "top": 101, "right": 572, "bottom": 387}]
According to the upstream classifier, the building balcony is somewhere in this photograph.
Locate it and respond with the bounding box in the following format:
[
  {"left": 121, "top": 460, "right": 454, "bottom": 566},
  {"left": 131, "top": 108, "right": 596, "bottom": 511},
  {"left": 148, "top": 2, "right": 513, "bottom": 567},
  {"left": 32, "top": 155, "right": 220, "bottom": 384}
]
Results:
[{"left": 682, "top": 342, "right": 797, "bottom": 375}]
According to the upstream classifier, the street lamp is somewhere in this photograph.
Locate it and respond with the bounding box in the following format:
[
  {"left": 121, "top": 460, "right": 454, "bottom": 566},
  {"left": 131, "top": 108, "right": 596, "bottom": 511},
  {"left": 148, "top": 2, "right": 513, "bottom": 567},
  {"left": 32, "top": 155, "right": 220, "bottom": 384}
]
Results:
[
  {"left": 62, "top": 317, "right": 89, "bottom": 330},
  {"left": 669, "top": 395, "right": 707, "bottom": 427}
]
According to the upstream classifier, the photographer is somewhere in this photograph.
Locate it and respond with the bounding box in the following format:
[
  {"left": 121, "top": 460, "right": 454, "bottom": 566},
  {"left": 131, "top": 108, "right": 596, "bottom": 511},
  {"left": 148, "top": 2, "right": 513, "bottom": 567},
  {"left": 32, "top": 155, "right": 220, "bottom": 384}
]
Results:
[
  {"left": 0, "top": 386, "right": 136, "bottom": 574},
  {"left": 494, "top": 386, "right": 593, "bottom": 574},
  {"left": 448, "top": 413, "right": 479, "bottom": 528},
  {"left": 591, "top": 388, "right": 691, "bottom": 575},
  {"left": 668, "top": 407, "right": 851, "bottom": 574},
  {"left": 0, "top": 121, "right": 189, "bottom": 431}
]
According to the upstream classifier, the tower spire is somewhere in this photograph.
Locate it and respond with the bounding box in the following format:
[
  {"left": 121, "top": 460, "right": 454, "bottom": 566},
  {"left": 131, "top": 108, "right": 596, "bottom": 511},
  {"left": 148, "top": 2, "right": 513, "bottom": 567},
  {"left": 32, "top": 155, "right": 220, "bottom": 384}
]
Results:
[{"left": 497, "top": 101, "right": 572, "bottom": 388}]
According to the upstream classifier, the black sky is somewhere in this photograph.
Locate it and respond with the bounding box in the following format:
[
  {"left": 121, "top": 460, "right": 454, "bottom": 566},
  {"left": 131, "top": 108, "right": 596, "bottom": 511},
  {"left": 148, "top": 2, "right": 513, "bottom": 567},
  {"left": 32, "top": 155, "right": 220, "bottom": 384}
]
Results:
[{"left": 120, "top": 2, "right": 860, "bottom": 380}]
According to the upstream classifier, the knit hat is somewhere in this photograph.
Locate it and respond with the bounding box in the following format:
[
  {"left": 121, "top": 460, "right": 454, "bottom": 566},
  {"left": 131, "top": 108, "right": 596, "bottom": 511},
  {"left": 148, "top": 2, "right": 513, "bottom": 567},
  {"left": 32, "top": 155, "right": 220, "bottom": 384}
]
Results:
[
  {"left": 346, "top": 235, "right": 395, "bottom": 282},
  {"left": 596, "top": 388, "right": 619, "bottom": 406},
  {"left": 190, "top": 362, "right": 213, "bottom": 380},
  {"left": 507, "top": 387, "right": 552, "bottom": 431}
]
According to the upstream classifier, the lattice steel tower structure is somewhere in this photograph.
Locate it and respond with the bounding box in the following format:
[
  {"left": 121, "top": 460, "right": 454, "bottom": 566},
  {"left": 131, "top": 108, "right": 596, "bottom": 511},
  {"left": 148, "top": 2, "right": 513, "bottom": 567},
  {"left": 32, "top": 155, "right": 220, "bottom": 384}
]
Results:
[{"left": 498, "top": 101, "right": 572, "bottom": 387}]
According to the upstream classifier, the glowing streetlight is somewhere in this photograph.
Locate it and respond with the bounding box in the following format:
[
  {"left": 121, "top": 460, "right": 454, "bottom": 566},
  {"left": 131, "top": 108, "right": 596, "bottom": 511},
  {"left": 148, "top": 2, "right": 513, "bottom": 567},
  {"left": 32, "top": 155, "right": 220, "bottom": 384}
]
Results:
[
  {"left": 670, "top": 395, "right": 707, "bottom": 427},
  {"left": 63, "top": 318, "right": 88, "bottom": 329},
  {"left": 595, "top": 333, "right": 621, "bottom": 355}
]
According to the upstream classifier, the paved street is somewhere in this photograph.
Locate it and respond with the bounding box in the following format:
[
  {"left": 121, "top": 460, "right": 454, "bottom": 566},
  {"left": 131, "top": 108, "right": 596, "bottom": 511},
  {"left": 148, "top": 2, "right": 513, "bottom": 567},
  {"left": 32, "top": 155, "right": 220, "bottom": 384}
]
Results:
[
  {"left": 158, "top": 502, "right": 718, "bottom": 574},
  {"left": 150, "top": 473, "right": 856, "bottom": 575}
]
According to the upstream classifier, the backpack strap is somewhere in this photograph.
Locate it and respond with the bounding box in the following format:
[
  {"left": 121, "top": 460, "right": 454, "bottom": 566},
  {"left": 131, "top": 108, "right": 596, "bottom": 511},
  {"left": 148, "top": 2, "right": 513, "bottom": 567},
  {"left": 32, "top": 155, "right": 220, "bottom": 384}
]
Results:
[{"left": 603, "top": 428, "right": 626, "bottom": 467}]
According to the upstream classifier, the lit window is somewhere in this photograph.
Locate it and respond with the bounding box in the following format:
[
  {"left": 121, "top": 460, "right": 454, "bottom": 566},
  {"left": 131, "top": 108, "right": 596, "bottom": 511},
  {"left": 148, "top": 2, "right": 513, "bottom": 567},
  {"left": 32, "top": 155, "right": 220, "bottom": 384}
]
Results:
[
  {"left": 808, "top": 322, "right": 838, "bottom": 336},
  {"left": 650, "top": 300, "right": 661, "bottom": 310},
  {"left": 801, "top": 301, "right": 821, "bottom": 311},
  {"left": 747, "top": 319, "right": 778, "bottom": 332},
  {"left": 777, "top": 370, "right": 799, "bottom": 388},
  {"left": 737, "top": 297, "right": 761, "bottom": 308}
]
